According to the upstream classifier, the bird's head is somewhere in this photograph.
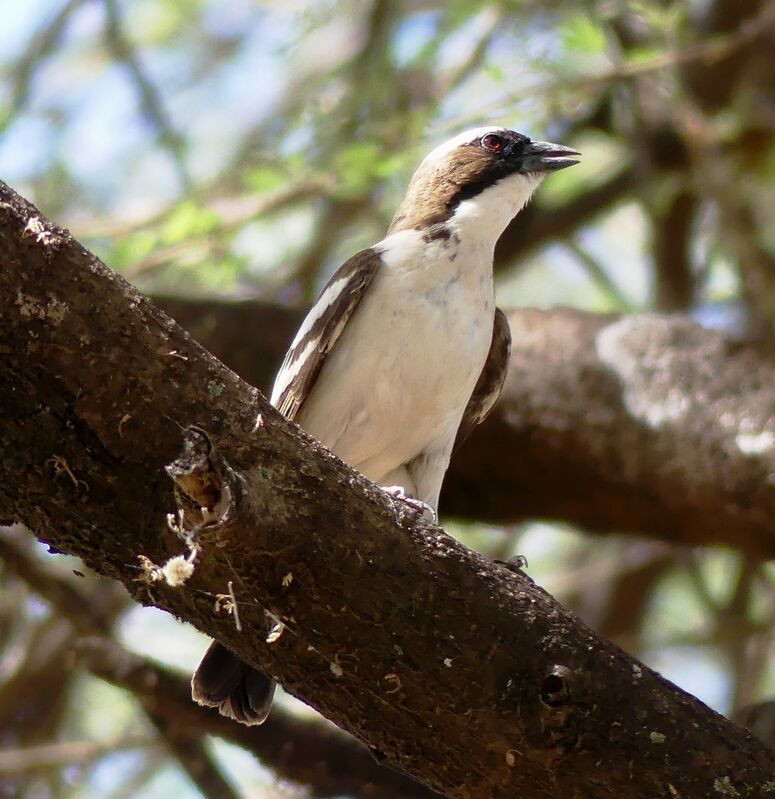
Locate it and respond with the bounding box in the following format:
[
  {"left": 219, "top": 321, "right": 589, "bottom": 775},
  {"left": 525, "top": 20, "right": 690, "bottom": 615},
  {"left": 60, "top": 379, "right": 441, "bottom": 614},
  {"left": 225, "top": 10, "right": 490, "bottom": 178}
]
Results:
[{"left": 389, "top": 126, "right": 579, "bottom": 237}]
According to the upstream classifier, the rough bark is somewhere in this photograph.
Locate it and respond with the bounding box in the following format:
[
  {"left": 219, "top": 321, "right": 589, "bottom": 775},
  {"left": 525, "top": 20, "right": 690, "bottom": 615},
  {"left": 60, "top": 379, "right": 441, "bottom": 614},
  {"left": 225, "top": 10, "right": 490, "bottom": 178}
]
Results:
[
  {"left": 1, "top": 181, "right": 773, "bottom": 798},
  {"left": 0, "top": 526, "right": 440, "bottom": 799},
  {"left": 158, "top": 298, "right": 775, "bottom": 559},
  {"left": 76, "top": 637, "right": 441, "bottom": 799}
]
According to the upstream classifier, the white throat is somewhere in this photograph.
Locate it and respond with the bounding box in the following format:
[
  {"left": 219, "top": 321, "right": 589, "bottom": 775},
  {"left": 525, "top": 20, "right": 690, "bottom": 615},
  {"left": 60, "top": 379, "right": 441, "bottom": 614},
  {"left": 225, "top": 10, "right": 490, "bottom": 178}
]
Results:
[{"left": 448, "top": 171, "right": 543, "bottom": 244}]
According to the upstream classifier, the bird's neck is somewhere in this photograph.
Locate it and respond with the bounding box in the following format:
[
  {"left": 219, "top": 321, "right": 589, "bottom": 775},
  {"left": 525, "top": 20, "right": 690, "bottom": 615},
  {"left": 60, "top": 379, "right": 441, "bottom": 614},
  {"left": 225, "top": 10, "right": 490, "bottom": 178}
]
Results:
[
  {"left": 446, "top": 172, "right": 543, "bottom": 245},
  {"left": 389, "top": 171, "right": 543, "bottom": 251}
]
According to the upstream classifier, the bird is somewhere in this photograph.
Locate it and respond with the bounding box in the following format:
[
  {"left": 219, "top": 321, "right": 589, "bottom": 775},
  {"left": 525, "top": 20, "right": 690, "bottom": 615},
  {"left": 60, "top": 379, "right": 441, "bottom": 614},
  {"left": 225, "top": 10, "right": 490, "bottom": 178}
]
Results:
[{"left": 191, "top": 125, "right": 580, "bottom": 725}]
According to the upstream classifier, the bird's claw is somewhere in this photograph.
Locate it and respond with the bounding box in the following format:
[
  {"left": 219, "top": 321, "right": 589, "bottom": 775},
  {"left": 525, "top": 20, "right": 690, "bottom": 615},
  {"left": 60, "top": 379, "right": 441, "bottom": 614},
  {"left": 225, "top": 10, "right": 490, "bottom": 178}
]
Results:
[
  {"left": 494, "top": 554, "right": 529, "bottom": 573},
  {"left": 381, "top": 485, "right": 437, "bottom": 523}
]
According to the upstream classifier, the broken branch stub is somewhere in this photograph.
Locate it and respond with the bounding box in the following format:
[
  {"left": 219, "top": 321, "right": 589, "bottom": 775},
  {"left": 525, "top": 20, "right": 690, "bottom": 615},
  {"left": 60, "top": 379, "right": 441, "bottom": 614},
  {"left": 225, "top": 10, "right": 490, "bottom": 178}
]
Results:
[{"left": 165, "top": 426, "right": 238, "bottom": 533}]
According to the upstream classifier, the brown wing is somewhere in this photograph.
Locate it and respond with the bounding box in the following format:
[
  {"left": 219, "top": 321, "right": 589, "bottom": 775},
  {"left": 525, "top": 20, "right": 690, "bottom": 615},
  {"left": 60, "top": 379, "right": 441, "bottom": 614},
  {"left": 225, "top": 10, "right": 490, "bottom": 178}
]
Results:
[
  {"left": 270, "top": 248, "right": 382, "bottom": 421},
  {"left": 454, "top": 307, "right": 511, "bottom": 451}
]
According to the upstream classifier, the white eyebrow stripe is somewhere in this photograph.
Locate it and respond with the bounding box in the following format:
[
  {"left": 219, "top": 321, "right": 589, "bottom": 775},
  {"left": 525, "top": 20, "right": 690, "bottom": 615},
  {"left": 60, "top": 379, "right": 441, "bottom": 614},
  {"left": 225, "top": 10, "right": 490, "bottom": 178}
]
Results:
[{"left": 422, "top": 126, "right": 509, "bottom": 166}]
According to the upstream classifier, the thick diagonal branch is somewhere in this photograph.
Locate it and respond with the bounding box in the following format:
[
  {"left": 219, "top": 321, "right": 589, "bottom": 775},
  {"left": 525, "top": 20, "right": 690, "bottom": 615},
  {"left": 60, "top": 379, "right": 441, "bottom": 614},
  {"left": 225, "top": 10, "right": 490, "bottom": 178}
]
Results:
[
  {"left": 0, "top": 527, "right": 434, "bottom": 798},
  {"left": 75, "top": 637, "right": 440, "bottom": 799},
  {"left": 0, "top": 181, "right": 772, "bottom": 798}
]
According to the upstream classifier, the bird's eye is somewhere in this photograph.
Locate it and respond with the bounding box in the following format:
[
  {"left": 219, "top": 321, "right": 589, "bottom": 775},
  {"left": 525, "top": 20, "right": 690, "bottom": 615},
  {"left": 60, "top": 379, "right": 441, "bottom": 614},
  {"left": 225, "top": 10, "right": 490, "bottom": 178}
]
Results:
[{"left": 481, "top": 133, "right": 505, "bottom": 152}]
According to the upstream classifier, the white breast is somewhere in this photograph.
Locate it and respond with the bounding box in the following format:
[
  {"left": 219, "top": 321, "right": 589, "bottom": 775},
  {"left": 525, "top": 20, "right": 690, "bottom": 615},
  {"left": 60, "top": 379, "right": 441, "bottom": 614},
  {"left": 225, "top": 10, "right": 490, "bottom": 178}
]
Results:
[{"left": 295, "top": 227, "right": 494, "bottom": 486}]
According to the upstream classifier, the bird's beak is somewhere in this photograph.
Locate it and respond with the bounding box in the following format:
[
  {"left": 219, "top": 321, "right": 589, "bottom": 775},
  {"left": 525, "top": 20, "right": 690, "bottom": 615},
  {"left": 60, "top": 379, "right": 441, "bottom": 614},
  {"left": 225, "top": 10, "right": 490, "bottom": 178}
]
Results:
[{"left": 519, "top": 140, "right": 580, "bottom": 172}]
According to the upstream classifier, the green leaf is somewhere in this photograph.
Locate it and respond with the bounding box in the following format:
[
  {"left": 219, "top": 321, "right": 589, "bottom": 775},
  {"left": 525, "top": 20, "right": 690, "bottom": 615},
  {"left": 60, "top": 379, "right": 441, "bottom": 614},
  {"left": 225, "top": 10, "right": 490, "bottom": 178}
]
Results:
[
  {"left": 334, "top": 141, "right": 383, "bottom": 197},
  {"left": 373, "top": 150, "right": 410, "bottom": 179},
  {"left": 127, "top": 0, "right": 206, "bottom": 46},
  {"left": 186, "top": 252, "right": 247, "bottom": 291},
  {"left": 160, "top": 200, "right": 220, "bottom": 245},
  {"left": 110, "top": 229, "right": 158, "bottom": 271},
  {"left": 244, "top": 166, "right": 288, "bottom": 194},
  {"left": 624, "top": 44, "right": 663, "bottom": 67},
  {"left": 562, "top": 14, "right": 606, "bottom": 55},
  {"left": 443, "top": 0, "right": 488, "bottom": 28},
  {"left": 483, "top": 61, "right": 505, "bottom": 83}
]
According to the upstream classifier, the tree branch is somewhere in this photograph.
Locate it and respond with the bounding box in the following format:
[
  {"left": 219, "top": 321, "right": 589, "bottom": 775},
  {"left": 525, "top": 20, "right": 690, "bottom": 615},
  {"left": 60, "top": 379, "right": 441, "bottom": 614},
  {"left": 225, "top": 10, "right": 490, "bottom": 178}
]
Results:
[
  {"left": 0, "top": 737, "right": 154, "bottom": 773},
  {"left": 0, "top": 529, "right": 440, "bottom": 798},
  {"left": 448, "top": 308, "right": 775, "bottom": 556},
  {"left": 156, "top": 298, "right": 775, "bottom": 559},
  {"left": 145, "top": 714, "right": 242, "bottom": 799},
  {"left": 0, "top": 181, "right": 772, "bottom": 797},
  {"left": 102, "top": 0, "right": 189, "bottom": 189},
  {"left": 652, "top": 191, "right": 698, "bottom": 312},
  {"left": 76, "top": 637, "right": 441, "bottom": 799},
  {"left": 5, "top": 0, "right": 87, "bottom": 125}
]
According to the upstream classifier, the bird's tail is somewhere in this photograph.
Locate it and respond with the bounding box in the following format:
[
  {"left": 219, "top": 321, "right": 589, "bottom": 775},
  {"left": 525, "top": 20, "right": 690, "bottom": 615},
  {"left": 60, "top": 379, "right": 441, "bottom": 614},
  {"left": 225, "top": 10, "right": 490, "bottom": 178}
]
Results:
[{"left": 191, "top": 641, "right": 276, "bottom": 726}]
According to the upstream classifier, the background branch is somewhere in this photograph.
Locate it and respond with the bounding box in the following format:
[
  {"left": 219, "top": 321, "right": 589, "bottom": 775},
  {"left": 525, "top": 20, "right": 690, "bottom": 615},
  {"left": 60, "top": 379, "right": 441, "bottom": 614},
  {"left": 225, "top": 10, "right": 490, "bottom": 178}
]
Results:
[
  {"left": 0, "top": 527, "right": 436, "bottom": 799},
  {"left": 155, "top": 297, "right": 775, "bottom": 558},
  {"left": 77, "top": 637, "right": 440, "bottom": 799}
]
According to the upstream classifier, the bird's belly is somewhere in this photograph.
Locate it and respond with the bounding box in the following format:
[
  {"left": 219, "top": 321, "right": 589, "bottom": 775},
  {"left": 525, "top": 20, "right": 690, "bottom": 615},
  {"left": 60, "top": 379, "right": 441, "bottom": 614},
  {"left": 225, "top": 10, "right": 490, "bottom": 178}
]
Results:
[{"left": 297, "top": 270, "right": 494, "bottom": 484}]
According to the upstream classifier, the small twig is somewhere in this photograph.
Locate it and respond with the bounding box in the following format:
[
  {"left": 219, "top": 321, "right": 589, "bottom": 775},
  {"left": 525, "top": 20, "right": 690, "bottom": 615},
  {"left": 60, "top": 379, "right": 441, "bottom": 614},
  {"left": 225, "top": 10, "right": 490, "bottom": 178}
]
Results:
[
  {"left": 215, "top": 579, "right": 242, "bottom": 632},
  {"left": 102, "top": 0, "right": 190, "bottom": 190},
  {"left": 441, "top": 8, "right": 503, "bottom": 94},
  {"left": 0, "top": 737, "right": 155, "bottom": 773},
  {"left": 433, "top": 2, "right": 775, "bottom": 139},
  {"left": 564, "top": 237, "right": 635, "bottom": 312},
  {"left": 226, "top": 580, "right": 241, "bottom": 631},
  {"left": 72, "top": 177, "right": 327, "bottom": 241},
  {"left": 6, "top": 0, "right": 87, "bottom": 125},
  {"left": 583, "top": 3, "right": 775, "bottom": 85},
  {"left": 46, "top": 454, "right": 89, "bottom": 493}
]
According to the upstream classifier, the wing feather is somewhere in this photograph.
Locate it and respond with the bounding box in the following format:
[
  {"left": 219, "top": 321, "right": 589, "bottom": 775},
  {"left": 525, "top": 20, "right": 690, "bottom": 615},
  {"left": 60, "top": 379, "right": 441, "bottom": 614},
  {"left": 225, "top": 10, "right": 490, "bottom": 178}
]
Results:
[
  {"left": 271, "top": 248, "right": 382, "bottom": 421},
  {"left": 454, "top": 307, "right": 511, "bottom": 451}
]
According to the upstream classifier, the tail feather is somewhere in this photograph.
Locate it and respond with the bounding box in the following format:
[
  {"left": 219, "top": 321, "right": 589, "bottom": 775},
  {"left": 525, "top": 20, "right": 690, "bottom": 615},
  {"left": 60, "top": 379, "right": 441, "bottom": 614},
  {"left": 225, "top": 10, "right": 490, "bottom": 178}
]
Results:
[{"left": 191, "top": 641, "right": 276, "bottom": 726}]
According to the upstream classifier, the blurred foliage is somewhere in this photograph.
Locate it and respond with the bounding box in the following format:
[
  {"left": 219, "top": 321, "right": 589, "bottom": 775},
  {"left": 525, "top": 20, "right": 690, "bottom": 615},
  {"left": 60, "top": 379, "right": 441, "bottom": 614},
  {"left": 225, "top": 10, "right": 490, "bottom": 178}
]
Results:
[{"left": 1, "top": 0, "right": 774, "bottom": 797}]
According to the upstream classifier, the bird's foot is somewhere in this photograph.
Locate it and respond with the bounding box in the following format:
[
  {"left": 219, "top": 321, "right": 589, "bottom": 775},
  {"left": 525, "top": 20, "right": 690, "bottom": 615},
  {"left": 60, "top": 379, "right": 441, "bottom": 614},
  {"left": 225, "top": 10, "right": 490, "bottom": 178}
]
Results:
[
  {"left": 381, "top": 485, "right": 437, "bottom": 523},
  {"left": 507, "top": 554, "right": 528, "bottom": 570},
  {"left": 495, "top": 554, "right": 529, "bottom": 573}
]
